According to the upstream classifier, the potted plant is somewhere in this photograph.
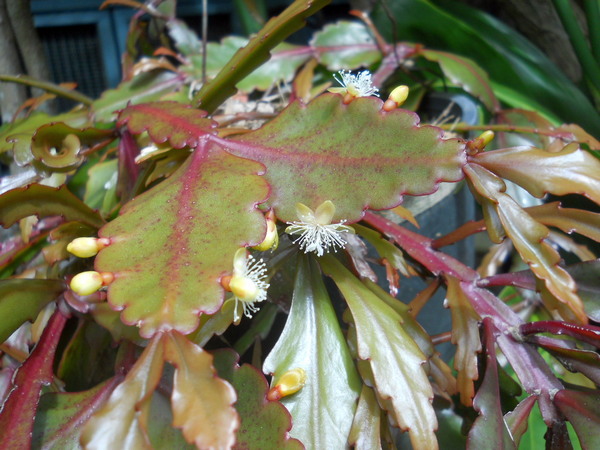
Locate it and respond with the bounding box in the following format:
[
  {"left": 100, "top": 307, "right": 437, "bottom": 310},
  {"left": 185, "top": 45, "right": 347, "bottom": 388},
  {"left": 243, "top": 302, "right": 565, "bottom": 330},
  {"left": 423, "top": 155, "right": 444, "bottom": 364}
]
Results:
[{"left": 1, "top": 0, "right": 599, "bottom": 448}]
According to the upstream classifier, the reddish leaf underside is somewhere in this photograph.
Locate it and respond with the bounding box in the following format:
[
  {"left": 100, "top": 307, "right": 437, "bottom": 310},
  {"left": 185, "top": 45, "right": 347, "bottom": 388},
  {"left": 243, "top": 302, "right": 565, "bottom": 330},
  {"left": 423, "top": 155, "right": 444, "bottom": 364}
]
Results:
[
  {"left": 95, "top": 146, "right": 268, "bottom": 337},
  {"left": 0, "top": 310, "right": 68, "bottom": 449},
  {"left": 467, "top": 319, "right": 515, "bottom": 450},
  {"left": 117, "top": 101, "right": 217, "bottom": 149},
  {"left": 223, "top": 94, "right": 466, "bottom": 222},
  {"left": 554, "top": 389, "right": 600, "bottom": 449}
]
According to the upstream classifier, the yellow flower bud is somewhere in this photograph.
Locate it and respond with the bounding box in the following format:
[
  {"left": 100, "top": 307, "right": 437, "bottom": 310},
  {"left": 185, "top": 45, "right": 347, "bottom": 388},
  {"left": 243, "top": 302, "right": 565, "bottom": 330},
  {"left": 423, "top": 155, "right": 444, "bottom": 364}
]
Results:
[
  {"left": 267, "top": 368, "right": 307, "bottom": 401},
  {"left": 479, "top": 130, "right": 495, "bottom": 147},
  {"left": 389, "top": 85, "right": 409, "bottom": 105},
  {"left": 70, "top": 271, "right": 104, "bottom": 296},
  {"left": 67, "top": 237, "right": 109, "bottom": 258}
]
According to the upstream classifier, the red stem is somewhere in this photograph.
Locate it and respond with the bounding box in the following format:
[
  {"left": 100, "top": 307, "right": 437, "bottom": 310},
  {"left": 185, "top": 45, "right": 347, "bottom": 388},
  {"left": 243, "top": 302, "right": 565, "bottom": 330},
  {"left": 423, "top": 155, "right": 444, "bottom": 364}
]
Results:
[
  {"left": 520, "top": 321, "right": 600, "bottom": 348},
  {"left": 362, "top": 211, "right": 563, "bottom": 422}
]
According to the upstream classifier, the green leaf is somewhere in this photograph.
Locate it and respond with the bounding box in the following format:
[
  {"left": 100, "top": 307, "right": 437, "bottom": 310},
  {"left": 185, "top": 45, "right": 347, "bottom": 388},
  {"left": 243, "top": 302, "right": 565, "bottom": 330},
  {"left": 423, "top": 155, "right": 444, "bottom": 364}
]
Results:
[
  {"left": 0, "top": 184, "right": 105, "bottom": 229},
  {"left": 194, "top": 0, "right": 330, "bottom": 112},
  {"left": 84, "top": 159, "right": 119, "bottom": 215},
  {"left": 56, "top": 321, "right": 116, "bottom": 391},
  {"left": 212, "top": 350, "right": 303, "bottom": 449},
  {"left": 163, "top": 332, "right": 238, "bottom": 449},
  {"left": 263, "top": 256, "right": 361, "bottom": 448},
  {"left": 229, "top": 94, "right": 466, "bottom": 222},
  {"left": 554, "top": 389, "right": 600, "bottom": 449},
  {"left": 92, "top": 71, "right": 185, "bottom": 122},
  {"left": 467, "top": 319, "right": 516, "bottom": 450},
  {"left": 95, "top": 147, "right": 269, "bottom": 337},
  {"left": 0, "top": 311, "right": 68, "bottom": 449},
  {"left": 348, "top": 385, "right": 382, "bottom": 449},
  {"left": 32, "top": 378, "right": 121, "bottom": 450},
  {"left": 0, "top": 279, "right": 65, "bottom": 344},
  {"left": 566, "top": 260, "right": 600, "bottom": 322},
  {"left": 184, "top": 37, "right": 311, "bottom": 92},
  {"left": 0, "top": 111, "right": 90, "bottom": 166},
  {"left": 81, "top": 336, "right": 164, "bottom": 449},
  {"left": 418, "top": 49, "right": 498, "bottom": 111},
  {"left": 310, "top": 21, "right": 381, "bottom": 70},
  {"left": 372, "top": 0, "right": 600, "bottom": 135},
  {"left": 117, "top": 101, "right": 217, "bottom": 149},
  {"left": 30, "top": 124, "right": 114, "bottom": 173},
  {"left": 321, "top": 255, "right": 438, "bottom": 449}
]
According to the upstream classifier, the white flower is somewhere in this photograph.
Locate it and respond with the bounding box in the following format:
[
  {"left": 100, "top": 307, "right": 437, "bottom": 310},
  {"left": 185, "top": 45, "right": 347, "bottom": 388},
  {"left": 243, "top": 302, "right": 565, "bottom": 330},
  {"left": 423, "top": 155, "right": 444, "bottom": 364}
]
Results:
[
  {"left": 329, "top": 70, "right": 379, "bottom": 98},
  {"left": 285, "top": 200, "right": 354, "bottom": 257},
  {"left": 229, "top": 248, "right": 269, "bottom": 324}
]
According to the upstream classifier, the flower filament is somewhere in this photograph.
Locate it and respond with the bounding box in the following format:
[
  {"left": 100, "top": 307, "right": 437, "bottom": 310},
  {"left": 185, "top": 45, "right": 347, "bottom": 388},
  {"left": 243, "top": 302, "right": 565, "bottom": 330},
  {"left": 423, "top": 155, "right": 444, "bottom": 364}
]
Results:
[{"left": 285, "top": 200, "right": 354, "bottom": 257}]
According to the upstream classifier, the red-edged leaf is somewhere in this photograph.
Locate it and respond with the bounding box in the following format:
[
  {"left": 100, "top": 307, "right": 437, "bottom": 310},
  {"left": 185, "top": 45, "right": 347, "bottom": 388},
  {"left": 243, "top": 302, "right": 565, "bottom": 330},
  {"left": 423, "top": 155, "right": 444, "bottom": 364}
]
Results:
[
  {"left": 32, "top": 377, "right": 122, "bottom": 449},
  {"left": 465, "top": 163, "right": 585, "bottom": 322},
  {"left": 117, "top": 101, "right": 217, "bottom": 149},
  {"left": 445, "top": 275, "right": 481, "bottom": 407},
  {"left": 224, "top": 94, "right": 466, "bottom": 222},
  {"left": 212, "top": 349, "right": 303, "bottom": 450},
  {"left": 95, "top": 146, "right": 269, "bottom": 337},
  {"left": 418, "top": 49, "right": 499, "bottom": 111},
  {"left": 0, "top": 310, "right": 68, "bottom": 449},
  {"left": 527, "top": 202, "right": 600, "bottom": 243},
  {"left": 504, "top": 396, "right": 537, "bottom": 448},
  {"left": 80, "top": 336, "right": 164, "bottom": 449},
  {"left": 535, "top": 339, "right": 600, "bottom": 385},
  {"left": 472, "top": 144, "right": 600, "bottom": 205},
  {"left": 163, "top": 332, "right": 238, "bottom": 449},
  {"left": 0, "top": 184, "right": 104, "bottom": 229},
  {"left": 554, "top": 389, "right": 600, "bottom": 449},
  {"left": 0, "top": 279, "right": 65, "bottom": 344},
  {"left": 467, "top": 319, "right": 515, "bottom": 450}
]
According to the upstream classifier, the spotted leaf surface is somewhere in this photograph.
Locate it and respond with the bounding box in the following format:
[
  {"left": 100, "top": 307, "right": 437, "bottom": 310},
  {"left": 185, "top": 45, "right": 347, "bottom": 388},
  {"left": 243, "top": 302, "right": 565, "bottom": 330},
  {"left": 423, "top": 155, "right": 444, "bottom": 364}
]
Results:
[
  {"left": 222, "top": 94, "right": 466, "bottom": 222},
  {"left": 117, "top": 101, "right": 217, "bottom": 149},
  {"left": 95, "top": 145, "right": 269, "bottom": 337}
]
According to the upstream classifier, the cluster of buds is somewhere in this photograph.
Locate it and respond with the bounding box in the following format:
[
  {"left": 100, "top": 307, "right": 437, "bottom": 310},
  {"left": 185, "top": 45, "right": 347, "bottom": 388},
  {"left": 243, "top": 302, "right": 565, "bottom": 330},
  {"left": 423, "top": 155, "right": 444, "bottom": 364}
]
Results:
[{"left": 67, "top": 237, "right": 112, "bottom": 296}]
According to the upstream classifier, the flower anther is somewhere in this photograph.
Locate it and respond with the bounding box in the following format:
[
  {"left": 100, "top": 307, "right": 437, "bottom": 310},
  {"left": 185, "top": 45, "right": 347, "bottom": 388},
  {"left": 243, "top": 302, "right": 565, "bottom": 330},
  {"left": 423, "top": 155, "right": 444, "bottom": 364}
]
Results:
[
  {"left": 229, "top": 248, "right": 269, "bottom": 324},
  {"left": 329, "top": 70, "right": 379, "bottom": 101},
  {"left": 285, "top": 200, "right": 354, "bottom": 257}
]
